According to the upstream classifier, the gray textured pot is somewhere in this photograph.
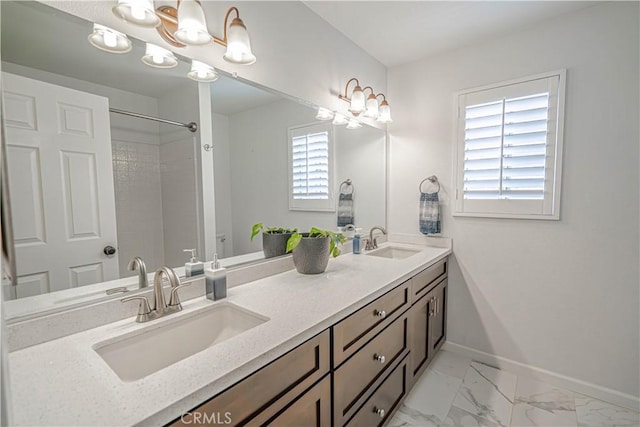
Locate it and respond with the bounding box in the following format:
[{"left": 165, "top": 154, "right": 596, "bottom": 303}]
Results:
[
  {"left": 292, "top": 235, "right": 330, "bottom": 274},
  {"left": 262, "top": 233, "right": 292, "bottom": 259}
]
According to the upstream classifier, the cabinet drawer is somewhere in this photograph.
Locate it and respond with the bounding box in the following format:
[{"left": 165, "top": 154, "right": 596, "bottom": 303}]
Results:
[
  {"left": 333, "top": 282, "right": 410, "bottom": 367},
  {"left": 334, "top": 316, "right": 408, "bottom": 425},
  {"left": 346, "top": 357, "right": 409, "bottom": 427},
  {"left": 171, "top": 329, "right": 330, "bottom": 426},
  {"left": 248, "top": 375, "right": 331, "bottom": 427},
  {"left": 410, "top": 258, "right": 447, "bottom": 303}
]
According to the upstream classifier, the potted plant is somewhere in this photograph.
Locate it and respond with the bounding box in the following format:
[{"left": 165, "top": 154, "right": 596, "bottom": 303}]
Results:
[
  {"left": 286, "top": 227, "right": 346, "bottom": 274},
  {"left": 251, "top": 223, "right": 298, "bottom": 259}
]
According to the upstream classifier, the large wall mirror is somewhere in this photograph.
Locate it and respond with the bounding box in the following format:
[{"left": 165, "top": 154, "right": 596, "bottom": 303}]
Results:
[{"left": 0, "top": 1, "right": 386, "bottom": 320}]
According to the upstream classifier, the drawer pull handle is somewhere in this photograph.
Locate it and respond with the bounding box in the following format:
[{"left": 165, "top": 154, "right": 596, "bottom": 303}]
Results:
[
  {"left": 373, "top": 354, "right": 386, "bottom": 364},
  {"left": 374, "top": 407, "right": 385, "bottom": 418},
  {"left": 374, "top": 309, "right": 386, "bottom": 318}
]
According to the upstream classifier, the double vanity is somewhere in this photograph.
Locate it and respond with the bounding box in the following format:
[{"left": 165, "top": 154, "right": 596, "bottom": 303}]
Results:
[{"left": 7, "top": 241, "right": 450, "bottom": 426}]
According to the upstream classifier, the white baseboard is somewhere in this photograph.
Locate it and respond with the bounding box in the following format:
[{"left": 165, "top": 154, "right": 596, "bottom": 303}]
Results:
[{"left": 442, "top": 341, "right": 640, "bottom": 412}]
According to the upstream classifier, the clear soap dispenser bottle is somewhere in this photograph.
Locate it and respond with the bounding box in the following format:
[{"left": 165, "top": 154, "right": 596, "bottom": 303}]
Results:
[
  {"left": 183, "top": 249, "right": 204, "bottom": 277},
  {"left": 205, "top": 254, "right": 227, "bottom": 301}
]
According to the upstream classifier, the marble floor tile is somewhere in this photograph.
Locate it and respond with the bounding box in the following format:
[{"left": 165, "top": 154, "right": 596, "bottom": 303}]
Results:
[
  {"left": 429, "top": 350, "right": 473, "bottom": 379},
  {"left": 510, "top": 376, "right": 577, "bottom": 426},
  {"left": 404, "top": 367, "right": 463, "bottom": 422},
  {"left": 452, "top": 362, "right": 517, "bottom": 427},
  {"left": 575, "top": 394, "right": 640, "bottom": 427},
  {"left": 388, "top": 404, "right": 441, "bottom": 427},
  {"left": 443, "top": 405, "right": 502, "bottom": 427},
  {"left": 511, "top": 402, "right": 577, "bottom": 427}
]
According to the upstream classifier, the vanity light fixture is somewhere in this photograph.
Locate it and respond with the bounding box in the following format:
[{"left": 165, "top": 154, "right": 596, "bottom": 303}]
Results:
[
  {"left": 332, "top": 113, "right": 349, "bottom": 126},
  {"left": 142, "top": 43, "right": 178, "bottom": 68},
  {"left": 339, "top": 78, "right": 366, "bottom": 115},
  {"left": 346, "top": 118, "right": 362, "bottom": 130},
  {"left": 114, "top": 1, "right": 257, "bottom": 65},
  {"left": 112, "top": 0, "right": 160, "bottom": 28},
  {"left": 363, "top": 87, "right": 379, "bottom": 119},
  {"left": 376, "top": 94, "right": 393, "bottom": 123},
  {"left": 188, "top": 60, "right": 219, "bottom": 82},
  {"left": 316, "top": 107, "right": 334, "bottom": 121},
  {"left": 174, "top": 0, "right": 212, "bottom": 45},
  {"left": 339, "top": 78, "right": 393, "bottom": 123},
  {"left": 88, "top": 24, "right": 132, "bottom": 53}
]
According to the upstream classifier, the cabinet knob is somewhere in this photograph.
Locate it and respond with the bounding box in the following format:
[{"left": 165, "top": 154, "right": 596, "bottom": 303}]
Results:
[
  {"left": 103, "top": 245, "right": 117, "bottom": 256},
  {"left": 373, "top": 407, "right": 385, "bottom": 418},
  {"left": 374, "top": 309, "right": 386, "bottom": 318},
  {"left": 373, "top": 353, "right": 386, "bottom": 364}
]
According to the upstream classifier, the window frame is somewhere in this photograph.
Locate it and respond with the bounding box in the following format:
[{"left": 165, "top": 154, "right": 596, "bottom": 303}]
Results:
[
  {"left": 452, "top": 70, "right": 566, "bottom": 220},
  {"left": 287, "top": 122, "right": 335, "bottom": 212}
]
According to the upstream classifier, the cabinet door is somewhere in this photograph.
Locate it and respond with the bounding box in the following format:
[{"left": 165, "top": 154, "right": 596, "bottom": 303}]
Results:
[
  {"left": 248, "top": 375, "right": 331, "bottom": 427},
  {"left": 408, "top": 292, "right": 433, "bottom": 385},
  {"left": 429, "top": 279, "right": 447, "bottom": 354},
  {"left": 170, "top": 330, "right": 330, "bottom": 427}
]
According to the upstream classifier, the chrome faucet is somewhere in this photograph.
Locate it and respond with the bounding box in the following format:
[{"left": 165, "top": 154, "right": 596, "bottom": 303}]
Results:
[
  {"left": 121, "top": 266, "right": 191, "bottom": 323},
  {"left": 366, "top": 226, "right": 387, "bottom": 250},
  {"left": 127, "top": 256, "right": 148, "bottom": 289}
]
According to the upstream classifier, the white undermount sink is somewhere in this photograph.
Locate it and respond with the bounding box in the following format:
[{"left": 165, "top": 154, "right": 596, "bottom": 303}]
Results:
[
  {"left": 366, "top": 245, "right": 422, "bottom": 259},
  {"left": 94, "top": 302, "right": 269, "bottom": 382}
]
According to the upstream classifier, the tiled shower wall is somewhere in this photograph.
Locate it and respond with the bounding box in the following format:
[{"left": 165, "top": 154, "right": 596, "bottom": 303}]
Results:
[{"left": 112, "top": 140, "right": 165, "bottom": 275}]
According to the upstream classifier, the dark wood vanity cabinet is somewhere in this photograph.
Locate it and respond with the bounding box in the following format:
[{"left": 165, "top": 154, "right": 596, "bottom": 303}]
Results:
[
  {"left": 169, "top": 330, "right": 331, "bottom": 427},
  {"left": 169, "top": 256, "right": 448, "bottom": 427},
  {"left": 408, "top": 259, "right": 448, "bottom": 386}
]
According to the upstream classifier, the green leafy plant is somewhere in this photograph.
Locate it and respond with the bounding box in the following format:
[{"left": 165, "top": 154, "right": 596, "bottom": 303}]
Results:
[
  {"left": 286, "top": 227, "right": 347, "bottom": 258},
  {"left": 250, "top": 223, "right": 297, "bottom": 241}
]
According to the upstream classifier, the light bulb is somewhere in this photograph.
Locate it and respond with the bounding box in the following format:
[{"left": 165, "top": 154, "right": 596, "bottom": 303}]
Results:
[
  {"left": 152, "top": 54, "right": 163, "bottom": 64},
  {"left": 103, "top": 31, "right": 117, "bottom": 48},
  {"left": 187, "top": 29, "right": 198, "bottom": 43},
  {"left": 131, "top": 4, "right": 146, "bottom": 21}
]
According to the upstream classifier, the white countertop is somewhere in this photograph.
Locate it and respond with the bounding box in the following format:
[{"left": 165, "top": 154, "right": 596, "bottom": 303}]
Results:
[{"left": 8, "top": 242, "right": 450, "bottom": 427}]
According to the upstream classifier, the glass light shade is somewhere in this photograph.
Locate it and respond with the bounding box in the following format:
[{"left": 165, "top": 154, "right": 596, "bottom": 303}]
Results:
[
  {"left": 316, "top": 107, "right": 334, "bottom": 121},
  {"left": 174, "top": 0, "right": 212, "bottom": 45},
  {"left": 142, "top": 43, "right": 178, "bottom": 68},
  {"left": 377, "top": 100, "right": 393, "bottom": 123},
  {"left": 112, "top": 0, "right": 160, "bottom": 28},
  {"left": 363, "top": 94, "right": 379, "bottom": 118},
  {"left": 332, "top": 113, "right": 349, "bottom": 125},
  {"left": 188, "top": 60, "right": 219, "bottom": 82},
  {"left": 223, "top": 18, "right": 256, "bottom": 65},
  {"left": 349, "top": 85, "right": 366, "bottom": 115},
  {"left": 88, "top": 24, "right": 132, "bottom": 54},
  {"left": 346, "top": 119, "right": 362, "bottom": 130}
]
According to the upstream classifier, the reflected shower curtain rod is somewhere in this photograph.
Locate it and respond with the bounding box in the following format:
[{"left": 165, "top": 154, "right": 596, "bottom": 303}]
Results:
[{"left": 109, "top": 108, "right": 198, "bottom": 133}]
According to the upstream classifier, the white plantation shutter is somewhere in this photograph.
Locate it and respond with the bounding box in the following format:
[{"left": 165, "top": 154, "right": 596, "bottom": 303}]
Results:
[
  {"left": 454, "top": 71, "right": 566, "bottom": 219},
  {"left": 292, "top": 132, "right": 329, "bottom": 199},
  {"left": 288, "top": 123, "right": 335, "bottom": 211}
]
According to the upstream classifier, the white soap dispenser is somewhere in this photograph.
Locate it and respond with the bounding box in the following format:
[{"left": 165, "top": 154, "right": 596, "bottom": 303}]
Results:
[
  {"left": 205, "top": 254, "right": 227, "bottom": 301},
  {"left": 183, "top": 249, "right": 204, "bottom": 277}
]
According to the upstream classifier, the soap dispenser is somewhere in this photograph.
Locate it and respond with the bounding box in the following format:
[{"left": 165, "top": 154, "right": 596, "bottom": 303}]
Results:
[
  {"left": 183, "top": 249, "right": 204, "bottom": 277},
  {"left": 205, "top": 254, "right": 227, "bottom": 301}
]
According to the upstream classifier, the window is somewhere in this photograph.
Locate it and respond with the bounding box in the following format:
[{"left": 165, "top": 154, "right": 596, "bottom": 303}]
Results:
[
  {"left": 288, "top": 123, "right": 334, "bottom": 211},
  {"left": 453, "top": 70, "right": 566, "bottom": 220}
]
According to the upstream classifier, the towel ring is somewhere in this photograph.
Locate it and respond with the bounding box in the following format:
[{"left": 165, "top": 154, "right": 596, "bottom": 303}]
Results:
[
  {"left": 339, "top": 179, "right": 354, "bottom": 194},
  {"left": 419, "top": 175, "right": 440, "bottom": 194}
]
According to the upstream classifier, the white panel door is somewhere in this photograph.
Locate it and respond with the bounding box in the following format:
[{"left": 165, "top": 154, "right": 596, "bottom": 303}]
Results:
[{"left": 3, "top": 72, "right": 118, "bottom": 295}]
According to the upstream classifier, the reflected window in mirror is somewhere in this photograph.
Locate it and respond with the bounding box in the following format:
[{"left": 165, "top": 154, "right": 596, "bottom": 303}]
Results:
[{"left": 288, "top": 123, "right": 334, "bottom": 212}]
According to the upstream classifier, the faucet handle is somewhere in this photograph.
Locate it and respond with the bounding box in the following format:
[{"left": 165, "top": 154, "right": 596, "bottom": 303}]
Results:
[
  {"left": 168, "top": 282, "right": 192, "bottom": 310},
  {"left": 121, "top": 296, "right": 154, "bottom": 323}
]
